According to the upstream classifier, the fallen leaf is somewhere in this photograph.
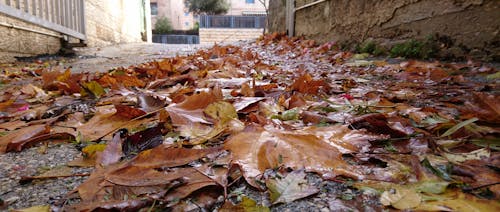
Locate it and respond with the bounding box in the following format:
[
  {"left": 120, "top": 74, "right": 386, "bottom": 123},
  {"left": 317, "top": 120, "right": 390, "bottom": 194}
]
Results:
[
  {"left": 105, "top": 166, "right": 189, "bottom": 187},
  {"left": 126, "top": 145, "right": 220, "bottom": 168},
  {"left": 114, "top": 104, "right": 147, "bottom": 119},
  {"left": 82, "top": 81, "right": 106, "bottom": 98},
  {"left": 137, "top": 93, "right": 167, "bottom": 112},
  {"left": 442, "top": 148, "right": 490, "bottom": 163},
  {"left": 77, "top": 105, "right": 152, "bottom": 141},
  {"left": 97, "top": 129, "right": 127, "bottom": 166},
  {"left": 122, "top": 126, "right": 163, "bottom": 157},
  {"left": 266, "top": 170, "right": 319, "bottom": 204},
  {"left": 219, "top": 196, "right": 270, "bottom": 212},
  {"left": 416, "top": 189, "right": 500, "bottom": 211},
  {"left": 224, "top": 125, "right": 378, "bottom": 188},
  {"left": 0, "top": 124, "right": 50, "bottom": 153},
  {"left": 12, "top": 205, "right": 50, "bottom": 212},
  {"left": 440, "top": 117, "right": 478, "bottom": 137},
  {"left": 289, "top": 73, "right": 329, "bottom": 95},
  {"left": 380, "top": 187, "right": 421, "bottom": 209},
  {"left": 163, "top": 168, "right": 218, "bottom": 203}
]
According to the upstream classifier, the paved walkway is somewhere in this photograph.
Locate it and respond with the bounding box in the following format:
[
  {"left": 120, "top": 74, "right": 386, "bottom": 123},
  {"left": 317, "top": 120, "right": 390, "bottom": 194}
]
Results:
[{"left": 69, "top": 43, "right": 213, "bottom": 72}]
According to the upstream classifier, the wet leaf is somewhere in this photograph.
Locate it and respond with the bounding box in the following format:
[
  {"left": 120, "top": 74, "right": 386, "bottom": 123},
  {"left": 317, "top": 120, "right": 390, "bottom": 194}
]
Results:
[
  {"left": 443, "top": 148, "right": 490, "bottom": 163},
  {"left": 421, "top": 158, "right": 452, "bottom": 181},
  {"left": 266, "top": 170, "right": 319, "bottom": 204},
  {"left": 220, "top": 196, "right": 270, "bottom": 212},
  {"left": 440, "top": 117, "right": 478, "bottom": 137},
  {"left": 416, "top": 189, "right": 500, "bottom": 211},
  {"left": 380, "top": 187, "right": 421, "bottom": 209},
  {"left": 416, "top": 181, "right": 450, "bottom": 194}
]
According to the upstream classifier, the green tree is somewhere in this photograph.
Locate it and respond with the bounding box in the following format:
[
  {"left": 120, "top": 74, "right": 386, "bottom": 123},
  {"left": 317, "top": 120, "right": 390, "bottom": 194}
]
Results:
[
  {"left": 184, "top": 0, "right": 229, "bottom": 15},
  {"left": 154, "top": 16, "right": 173, "bottom": 34}
]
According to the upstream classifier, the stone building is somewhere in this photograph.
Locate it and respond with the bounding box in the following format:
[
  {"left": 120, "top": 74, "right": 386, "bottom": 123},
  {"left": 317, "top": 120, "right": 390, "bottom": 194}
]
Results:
[
  {"left": 150, "top": 0, "right": 268, "bottom": 31},
  {"left": 0, "top": 0, "right": 152, "bottom": 62},
  {"left": 150, "top": 0, "right": 194, "bottom": 31}
]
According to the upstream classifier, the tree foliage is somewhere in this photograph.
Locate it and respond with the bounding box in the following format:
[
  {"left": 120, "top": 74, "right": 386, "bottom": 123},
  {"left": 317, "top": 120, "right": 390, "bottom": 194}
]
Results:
[
  {"left": 154, "top": 16, "right": 173, "bottom": 34},
  {"left": 184, "top": 0, "right": 229, "bottom": 15}
]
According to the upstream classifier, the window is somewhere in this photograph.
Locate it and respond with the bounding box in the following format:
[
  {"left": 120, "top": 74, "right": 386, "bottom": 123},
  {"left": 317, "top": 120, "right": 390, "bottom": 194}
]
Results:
[
  {"left": 184, "top": 12, "right": 189, "bottom": 16},
  {"left": 245, "top": 0, "right": 255, "bottom": 4},
  {"left": 185, "top": 22, "right": 189, "bottom": 26},
  {"left": 150, "top": 3, "right": 158, "bottom": 15}
]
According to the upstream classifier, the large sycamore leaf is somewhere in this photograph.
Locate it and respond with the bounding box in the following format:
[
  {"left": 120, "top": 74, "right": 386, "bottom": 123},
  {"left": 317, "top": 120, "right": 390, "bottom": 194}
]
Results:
[
  {"left": 224, "top": 125, "right": 382, "bottom": 188},
  {"left": 266, "top": 170, "right": 319, "bottom": 204}
]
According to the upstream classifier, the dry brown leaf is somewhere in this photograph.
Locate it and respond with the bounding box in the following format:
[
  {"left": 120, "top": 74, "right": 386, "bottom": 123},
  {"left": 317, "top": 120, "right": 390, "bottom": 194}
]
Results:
[
  {"left": 289, "top": 73, "right": 329, "bottom": 95},
  {"left": 105, "top": 166, "right": 190, "bottom": 187},
  {"left": 0, "top": 124, "right": 50, "bottom": 153},
  {"left": 76, "top": 105, "right": 152, "bottom": 141},
  {"left": 126, "top": 145, "right": 220, "bottom": 168},
  {"left": 97, "top": 130, "right": 126, "bottom": 166},
  {"left": 224, "top": 125, "right": 382, "bottom": 188}
]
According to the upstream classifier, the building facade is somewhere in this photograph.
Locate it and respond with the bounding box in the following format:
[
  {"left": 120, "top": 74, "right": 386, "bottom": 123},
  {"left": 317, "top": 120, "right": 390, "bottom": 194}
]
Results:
[{"left": 150, "top": 0, "right": 267, "bottom": 31}]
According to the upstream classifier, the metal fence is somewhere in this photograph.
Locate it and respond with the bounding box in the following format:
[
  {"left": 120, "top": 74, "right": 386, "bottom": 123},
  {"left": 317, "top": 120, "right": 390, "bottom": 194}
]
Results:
[
  {"left": 199, "top": 15, "right": 266, "bottom": 29},
  {"left": 152, "top": 34, "right": 200, "bottom": 44},
  {"left": 0, "top": 0, "right": 85, "bottom": 40}
]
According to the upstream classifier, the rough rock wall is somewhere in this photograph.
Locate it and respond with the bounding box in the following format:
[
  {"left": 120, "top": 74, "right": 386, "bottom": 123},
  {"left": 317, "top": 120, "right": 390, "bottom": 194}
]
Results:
[
  {"left": 268, "top": 0, "right": 287, "bottom": 33},
  {"left": 269, "top": 0, "right": 499, "bottom": 60}
]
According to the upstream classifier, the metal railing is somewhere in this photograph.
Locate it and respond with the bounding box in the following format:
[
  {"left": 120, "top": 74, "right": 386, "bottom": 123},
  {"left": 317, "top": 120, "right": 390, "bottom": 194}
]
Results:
[
  {"left": 152, "top": 34, "right": 200, "bottom": 44},
  {"left": 0, "top": 0, "right": 85, "bottom": 40},
  {"left": 199, "top": 15, "right": 266, "bottom": 29}
]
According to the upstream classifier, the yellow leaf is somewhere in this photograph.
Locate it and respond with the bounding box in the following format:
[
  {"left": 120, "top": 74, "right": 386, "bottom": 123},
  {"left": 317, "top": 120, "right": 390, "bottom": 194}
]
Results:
[
  {"left": 12, "top": 205, "right": 50, "bottom": 212},
  {"left": 380, "top": 187, "right": 421, "bottom": 209}
]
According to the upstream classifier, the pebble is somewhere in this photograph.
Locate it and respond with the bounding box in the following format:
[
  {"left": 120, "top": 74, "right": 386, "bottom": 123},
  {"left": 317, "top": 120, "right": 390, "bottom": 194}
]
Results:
[{"left": 0, "top": 144, "right": 92, "bottom": 211}]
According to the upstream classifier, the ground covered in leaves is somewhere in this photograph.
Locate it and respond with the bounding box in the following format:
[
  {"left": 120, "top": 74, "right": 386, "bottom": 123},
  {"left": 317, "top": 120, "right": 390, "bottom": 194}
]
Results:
[{"left": 0, "top": 33, "right": 499, "bottom": 211}]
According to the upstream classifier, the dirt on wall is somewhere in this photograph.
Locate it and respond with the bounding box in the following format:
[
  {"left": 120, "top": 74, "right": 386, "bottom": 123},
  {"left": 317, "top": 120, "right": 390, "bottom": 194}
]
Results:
[{"left": 269, "top": 0, "right": 500, "bottom": 61}]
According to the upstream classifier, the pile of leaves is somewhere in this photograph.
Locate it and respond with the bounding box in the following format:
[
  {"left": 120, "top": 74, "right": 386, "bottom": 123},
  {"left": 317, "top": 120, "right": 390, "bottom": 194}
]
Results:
[{"left": 0, "top": 32, "right": 499, "bottom": 211}]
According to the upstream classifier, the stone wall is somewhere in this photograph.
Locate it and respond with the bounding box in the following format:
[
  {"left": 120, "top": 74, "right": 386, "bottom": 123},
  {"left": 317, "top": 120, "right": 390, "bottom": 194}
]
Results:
[
  {"left": 269, "top": 0, "right": 500, "bottom": 60},
  {"left": 199, "top": 28, "right": 264, "bottom": 44},
  {"left": 0, "top": 14, "right": 61, "bottom": 62},
  {"left": 84, "top": 0, "right": 150, "bottom": 47},
  {"left": 0, "top": 0, "right": 151, "bottom": 62},
  {"left": 268, "top": 0, "right": 286, "bottom": 33}
]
